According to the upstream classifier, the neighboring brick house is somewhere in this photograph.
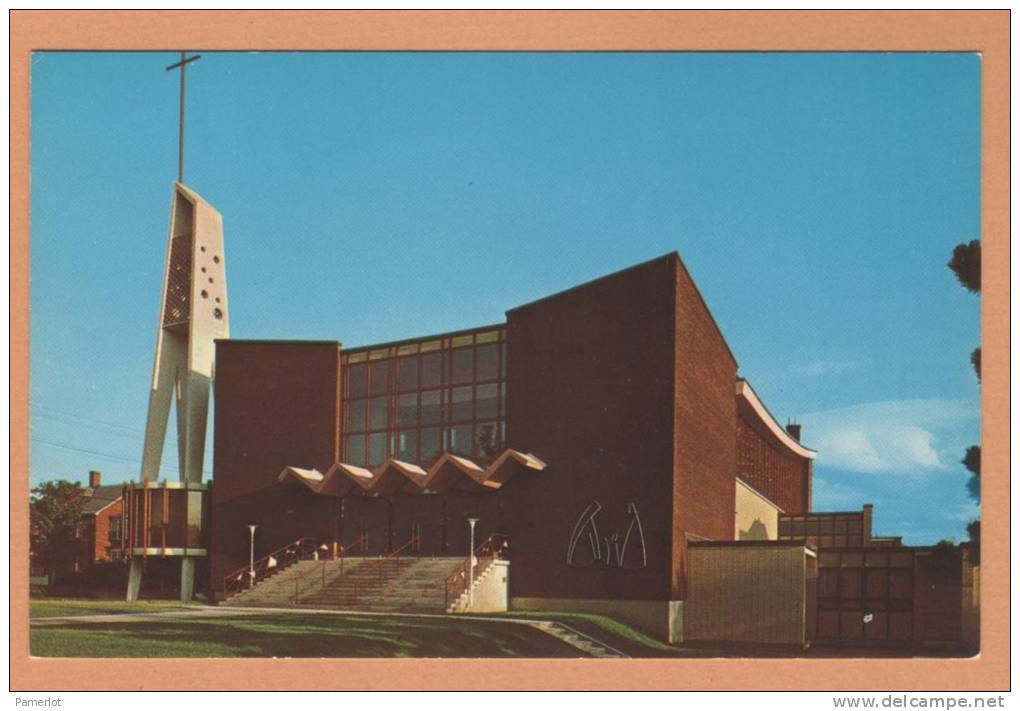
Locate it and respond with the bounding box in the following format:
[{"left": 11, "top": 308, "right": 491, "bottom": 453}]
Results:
[
  {"left": 31, "top": 471, "right": 126, "bottom": 584},
  {"left": 75, "top": 470, "right": 125, "bottom": 570}
]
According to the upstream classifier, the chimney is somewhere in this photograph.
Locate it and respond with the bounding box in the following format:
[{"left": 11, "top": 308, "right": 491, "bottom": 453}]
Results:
[
  {"left": 786, "top": 423, "right": 802, "bottom": 441},
  {"left": 88, "top": 470, "right": 102, "bottom": 488},
  {"left": 862, "top": 504, "right": 874, "bottom": 546}
]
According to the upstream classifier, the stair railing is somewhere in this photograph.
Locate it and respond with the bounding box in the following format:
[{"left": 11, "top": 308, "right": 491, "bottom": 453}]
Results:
[
  {"left": 345, "top": 533, "right": 422, "bottom": 606},
  {"left": 291, "top": 533, "right": 367, "bottom": 604},
  {"left": 222, "top": 536, "right": 321, "bottom": 599},
  {"left": 444, "top": 533, "right": 509, "bottom": 610}
]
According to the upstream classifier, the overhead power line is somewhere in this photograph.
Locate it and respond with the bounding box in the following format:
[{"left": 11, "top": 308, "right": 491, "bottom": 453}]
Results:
[
  {"left": 31, "top": 437, "right": 213, "bottom": 478},
  {"left": 31, "top": 406, "right": 207, "bottom": 447}
]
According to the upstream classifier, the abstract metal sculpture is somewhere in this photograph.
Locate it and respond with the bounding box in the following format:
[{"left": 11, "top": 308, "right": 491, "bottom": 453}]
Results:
[{"left": 567, "top": 500, "right": 647, "bottom": 569}]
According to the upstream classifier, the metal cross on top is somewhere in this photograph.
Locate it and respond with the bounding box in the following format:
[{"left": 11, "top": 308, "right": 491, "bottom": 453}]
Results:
[{"left": 165, "top": 51, "right": 202, "bottom": 183}]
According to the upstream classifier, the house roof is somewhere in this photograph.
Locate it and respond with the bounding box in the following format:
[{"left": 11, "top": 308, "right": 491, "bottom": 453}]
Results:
[{"left": 80, "top": 484, "right": 122, "bottom": 515}]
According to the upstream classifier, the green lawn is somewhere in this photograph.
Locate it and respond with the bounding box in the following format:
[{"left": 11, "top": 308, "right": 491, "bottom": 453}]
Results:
[
  {"left": 30, "top": 599, "right": 196, "bottom": 619},
  {"left": 29, "top": 595, "right": 196, "bottom": 620},
  {"left": 31, "top": 612, "right": 583, "bottom": 658}
]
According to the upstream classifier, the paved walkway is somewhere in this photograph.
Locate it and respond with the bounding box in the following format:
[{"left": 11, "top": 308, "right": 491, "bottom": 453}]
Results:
[{"left": 30, "top": 605, "right": 629, "bottom": 659}]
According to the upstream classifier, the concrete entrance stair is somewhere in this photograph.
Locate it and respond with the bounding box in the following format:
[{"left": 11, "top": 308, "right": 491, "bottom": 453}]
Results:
[
  {"left": 223, "top": 556, "right": 464, "bottom": 613},
  {"left": 224, "top": 559, "right": 324, "bottom": 607},
  {"left": 302, "top": 557, "right": 462, "bottom": 612},
  {"left": 221, "top": 556, "right": 628, "bottom": 657}
]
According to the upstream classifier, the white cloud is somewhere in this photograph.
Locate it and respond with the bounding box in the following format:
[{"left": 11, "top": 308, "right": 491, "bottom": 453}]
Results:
[
  {"left": 792, "top": 359, "right": 865, "bottom": 377},
  {"left": 812, "top": 476, "right": 870, "bottom": 510},
  {"left": 800, "top": 399, "right": 979, "bottom": 474},
  {"left": 949, "top": 500, "right": 981, "bottom": 523}
]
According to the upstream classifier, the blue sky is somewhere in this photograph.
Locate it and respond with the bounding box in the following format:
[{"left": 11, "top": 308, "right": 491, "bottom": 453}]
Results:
[{"left": 29, "top": 52, "right": 981, "bottom": 544}]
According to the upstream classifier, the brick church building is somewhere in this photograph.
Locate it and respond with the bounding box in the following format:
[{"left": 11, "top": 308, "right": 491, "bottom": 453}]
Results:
[{"left": 204, "top": 253, "right": 820, "bottom": 639}]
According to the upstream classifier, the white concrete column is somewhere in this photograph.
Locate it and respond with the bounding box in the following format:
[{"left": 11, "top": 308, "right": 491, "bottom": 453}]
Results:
[
  {"left": 176, "top": 370, "right": 210, "bottom": 485},
  {"left": 180, "top": 558, "right": 196, "bottom": 602},
  {"left": 126, "top": 558, "right": 143, "bottom": 601}
]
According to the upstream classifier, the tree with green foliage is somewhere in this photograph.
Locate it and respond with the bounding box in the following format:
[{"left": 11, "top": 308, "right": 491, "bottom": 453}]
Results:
[
  {"left": 948, "top": 239, "right": 981, "bottom": 293},
  {"left": 30, "top": 480, "right": 86, "bottom": 583},
  {"left": 948, "top": 239, "right": 982, "bottom": 382},
  {"left": 947, "top": 239, "right": 980, "bottom": 553},
  {"left": 962, "top": 445, "right": 980, "bottom": 501}
]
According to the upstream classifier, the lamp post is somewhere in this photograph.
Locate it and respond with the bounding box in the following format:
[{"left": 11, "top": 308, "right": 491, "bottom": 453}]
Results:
[
  {"left": 248, "top": 524, "right": 258, "bottom": 589},
  {"left": 467, "top": 517, "right": 479, "bottom": 608}
]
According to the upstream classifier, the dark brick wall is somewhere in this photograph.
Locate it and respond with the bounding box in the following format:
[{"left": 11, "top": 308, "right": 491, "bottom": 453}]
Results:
[
  {"left": 210, "top": 341, "right": 341, "bottom": 594},
  {"left": 672, "top": 258, "right": 739, "bottom": 597},
  {"left": 503, "top": 255, "right": 679, "bottom": 602}
]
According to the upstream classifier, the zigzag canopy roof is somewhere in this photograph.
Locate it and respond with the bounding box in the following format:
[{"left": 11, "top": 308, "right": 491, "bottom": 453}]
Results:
[{"left": 278, "top": 449, "right": 546, "bottom": 497}]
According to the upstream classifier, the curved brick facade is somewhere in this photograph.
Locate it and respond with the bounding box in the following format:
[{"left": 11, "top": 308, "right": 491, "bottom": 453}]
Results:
[{"left": 736, "top": 399, "right": 812, "bottom": 515}]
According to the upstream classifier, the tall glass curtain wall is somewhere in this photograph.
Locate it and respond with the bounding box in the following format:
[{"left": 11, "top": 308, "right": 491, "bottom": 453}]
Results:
[{"left": 341, "top": 328, "right": 507, "bottom": 468}]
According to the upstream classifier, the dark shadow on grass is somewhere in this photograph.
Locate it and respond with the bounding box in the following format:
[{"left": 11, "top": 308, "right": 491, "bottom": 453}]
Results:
[
  {"left": 487, "top": 612, "right": 974, "bottom": 659},
  {"left": 31, "top": 613, "right": 583, "bottom": 658},
  {"left": 482, "top": 611, "right": 689, "bottom": 658}
]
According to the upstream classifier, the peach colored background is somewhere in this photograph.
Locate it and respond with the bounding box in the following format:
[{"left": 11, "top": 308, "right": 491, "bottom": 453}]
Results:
[{"left": 9, "top": 10, "right": 1009, "bottom": 691}]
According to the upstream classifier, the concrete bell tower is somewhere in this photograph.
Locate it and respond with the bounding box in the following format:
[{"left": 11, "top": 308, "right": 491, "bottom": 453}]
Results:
[{"left": 126, "top": 183, "right": 229, "bottom": 601}]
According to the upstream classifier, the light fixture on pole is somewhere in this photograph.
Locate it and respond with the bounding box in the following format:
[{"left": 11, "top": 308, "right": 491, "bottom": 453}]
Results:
[
  {"left": 467, "top": 517, "right": 479, "bottom": 608},
  {"left": 248, "top": 524, "right": 258, "bottom": 588}
]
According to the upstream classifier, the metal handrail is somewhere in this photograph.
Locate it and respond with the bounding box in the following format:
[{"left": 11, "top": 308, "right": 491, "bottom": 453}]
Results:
[
  {"left": 444, "top": 533, "right": 509, "bottom": 610},
  {"left": 222, "top": 536, "right": 321, "bottom": 598},
  {"left": 291, "top": 533, "right": 368, "bottom": 603},
  {"left": 345, "top": 534, "right": 422, "bottom": 605}
]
